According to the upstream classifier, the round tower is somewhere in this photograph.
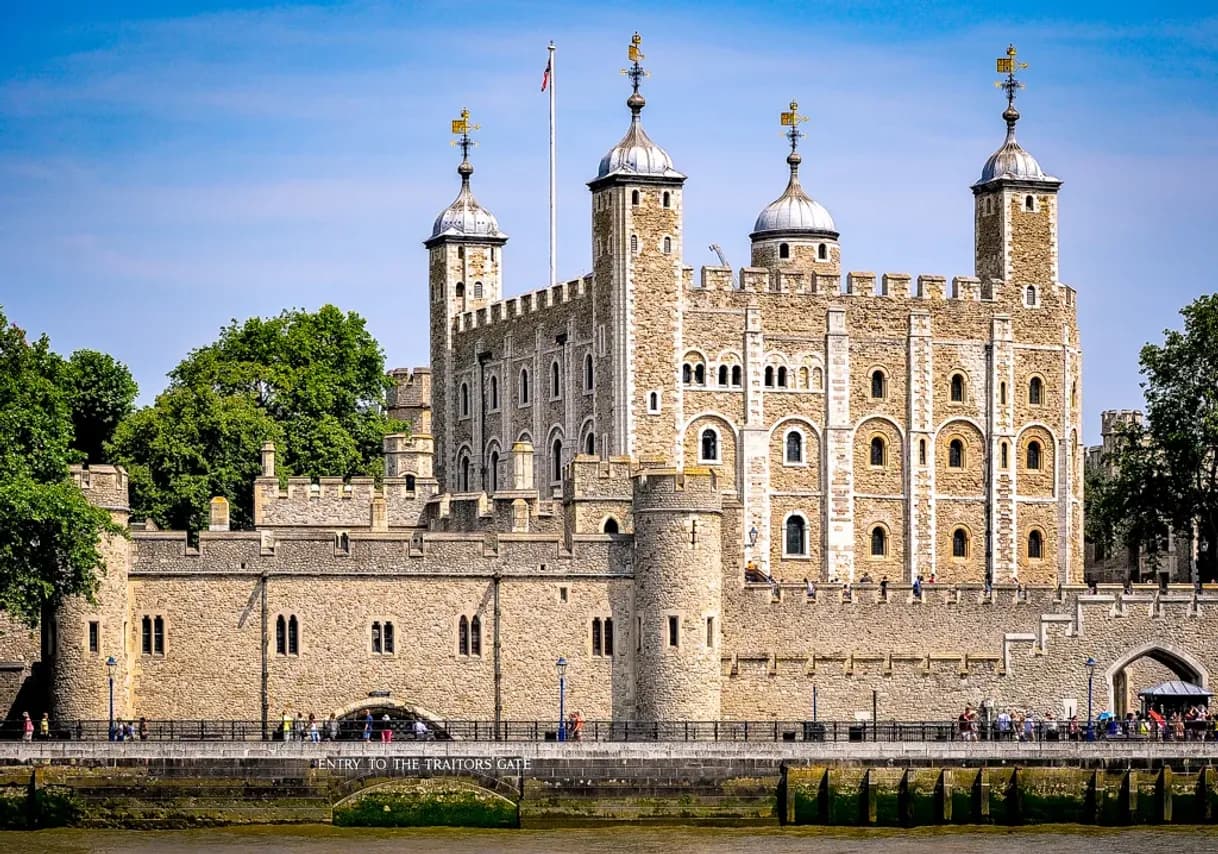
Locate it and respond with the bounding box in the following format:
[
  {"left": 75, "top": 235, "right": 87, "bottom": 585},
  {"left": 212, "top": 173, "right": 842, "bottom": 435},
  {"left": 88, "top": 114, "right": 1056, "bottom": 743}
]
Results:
[
  {"left": 631, "top": 466, "right": 722, "bottom": 721},
  {"left": 51, "top": 465, "right": 132, "bottom": 722}
]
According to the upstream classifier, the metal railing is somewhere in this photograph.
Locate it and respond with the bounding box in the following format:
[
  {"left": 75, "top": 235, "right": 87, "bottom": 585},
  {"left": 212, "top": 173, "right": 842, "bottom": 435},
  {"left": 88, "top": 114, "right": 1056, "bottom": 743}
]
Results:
[{"left": 3, "top": 717, "right": 1215, "bottom": 744}]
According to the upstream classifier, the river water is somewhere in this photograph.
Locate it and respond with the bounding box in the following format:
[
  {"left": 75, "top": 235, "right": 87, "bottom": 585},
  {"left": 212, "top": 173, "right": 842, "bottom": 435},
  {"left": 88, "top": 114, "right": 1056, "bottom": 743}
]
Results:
[{"left": 6, "top": 826, "right": 1218, "bottom": 853}]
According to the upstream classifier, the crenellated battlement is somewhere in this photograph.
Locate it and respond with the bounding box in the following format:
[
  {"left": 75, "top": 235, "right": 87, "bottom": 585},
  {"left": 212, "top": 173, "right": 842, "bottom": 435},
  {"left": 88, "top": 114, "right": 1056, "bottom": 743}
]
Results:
[
  {"left": 565, "top": 454, "right": 634, "bottom": 500},
  {"left": 70, "top": 464, "right": 130, "bottom": 513},
  {"left": 252, "top": 473, "right": 435, "bottom": 529},
  {"left": 633, "top": 466, "right": 723, "bottom": 510},
  {"left": 454, "top": 274, "right": 593, "bottom": 334}
]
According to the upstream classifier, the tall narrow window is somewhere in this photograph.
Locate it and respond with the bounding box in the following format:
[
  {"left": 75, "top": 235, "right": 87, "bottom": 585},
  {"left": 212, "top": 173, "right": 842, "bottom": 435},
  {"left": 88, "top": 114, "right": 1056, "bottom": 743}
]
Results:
[
  {"left": 142, "top": 616, "right": 152, "bottom": 654},
  {"left": 584, "top": 354, "right": 594, "bottom": 390},
  {"left": 919, "top": 439, "right": 927, "bottom": 465},
  {"left": 648, "top": 391, "right": 660, "bottom": 413},
  {"left": 1026, "top": 285, "right": 1037, "bottom": 306},
  {"left": 592, "top": 618, "right": 603, "bottom": 657},
  {"left": 718, "top": 365, "right": 728, "bottom": 386},
  {"left": 785, "top": 515, "right": 807, "bottom": 555},
  {"left": 662, "top": 236, "right": 672, "bottom": 254},
  {"left": 520, "top": 368, "right": 530, "bottom": 404},
  {"left": 489, "top": 375, "right": 498, "bottom": 409},
  {"left": 764, "top": 366, "right": 774, "bottom": 387},
  {"left": 870, "top": 436, "right": 886, "bottom": 467},
  {"left": 870, "top": 370, "right": 886, "bottom": 399},
  {"left": 786, "top": 431, "right": 803, "bottom": 463},
  {"left": 585, "top": 432, "right": 595, "bottom": 455},
  {"left": 732, "top": 365, "right": 742, "bottom": 386},
  {"left": 458, "top": 616, "right": 469, "bottom": 656},
  {"left": 631, "top": 189, "right": 640, "bottom": 206},
  {"left": 949, "top": 439, "right": 964, "bottom": 468},
  {"left": 1029, "top": 376, "right": 1043, "bottom": 405},
  {"left": 1025, "top": 194, "right": 1035, "bottom": 211},
  {"left": 460, "top": 455, "right": 471, "bottom": 492},
  {"left": 1001, "top": 442, "right": 1009, "bottom": 468},
  {"left": 694, "top": 363, "right": 705, "bottom": 385},
  {"left": 779, "top": 243, "right": 790, "bottom": 259},
  {"left": 489, "top": 451, "right": 499, "bottom": 492},
  {"left": 551, "top": 361, "right": 560, "bottom": 397},
  {"left": 470, "top": 616, "right": 481, "bottom": 656},
  {"left": 287, "top": 615, "right": 298, "bottom": 655},
  {"left": 371, "top": 621, "right": 383, "bottom": 654},
  {"left": 1000, "top": 382, "right": 1007, "bottom": 405},
  {"left": 950, "top": 374, "right": 964, "bottom": 402},
  {"left": 88, "top": 621, "right": 99, "bottom": 654},
  {"left": 667, "top": 615, "right": 679, "bottom": 647},
  {"left": 1028, "top": 530, "right": 1044, "bottom": 559},
  {"left": 952, "top": 528, "right": 969, "bottom": 558},
  {"left": 384, "top": 621, "right": 395, "bottom": 654},
  {"left": 818, "top": 243, "right": 828, "bottom": 260},
  {"left": 1026, "top": 440, "right": 1042, "bottom": 470},
  {"left": 662, "top": 191, "right": 670, "bottom": 208},
  {"left": 777, "top": 366, "right": 788, "bottom": 387},
  {"left": 153, "top": 616, "right": 165, "bottom": 654},
  {"left": 706, "top": 616, "right": 715, "bottom": 648},
  {"left": 275, "top": 615, "right": 285, "bottom": 656},
  {"left": 682, "top": 363, "right": 692, "bottom": 384},
  {"left": 630, "top": 234, "right": 639, "bottom": 253},
  {"left": 871, "top": 526, "right": 887, "bottom": 557},
  {"left": 552, "top": 438, "right": 563, "bottom": 481},
  {"left": 700, "top": 429, "right": 719, "bottom": 462},
  {"left": 473, "top": 281, "right": 483, "bottom": 299}
]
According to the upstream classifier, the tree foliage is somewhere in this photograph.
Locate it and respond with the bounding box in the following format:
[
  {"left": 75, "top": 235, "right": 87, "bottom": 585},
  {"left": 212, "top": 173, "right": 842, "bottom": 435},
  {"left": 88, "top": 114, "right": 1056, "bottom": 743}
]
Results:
[
  {"left": 110, "top": 305, "right": 405, "bottom": 530},
  {"left": 1093, "top": 294, "right": 1218, "bottom": 581},
  {"left": 0, "top": 309, "right": 122, "bottom": 625},
  {"left": 63, "top": 349, "right": 138, "bottom": 464}
]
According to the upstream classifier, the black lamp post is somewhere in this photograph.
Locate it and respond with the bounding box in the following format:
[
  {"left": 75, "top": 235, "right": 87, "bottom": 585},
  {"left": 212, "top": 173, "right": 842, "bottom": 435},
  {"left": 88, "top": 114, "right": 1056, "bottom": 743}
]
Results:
[
  {"left": 106, "top": 655, "right": 117, "bottom": 741},
  {"left": 748, "top": 526, "right": 759, "bottom": 548},
  {"left": 556, "top": 656, "right": 568, "bottom": 742},
  {"left": 1085, "top": 656, "right": 1097, "bottom": 742}
]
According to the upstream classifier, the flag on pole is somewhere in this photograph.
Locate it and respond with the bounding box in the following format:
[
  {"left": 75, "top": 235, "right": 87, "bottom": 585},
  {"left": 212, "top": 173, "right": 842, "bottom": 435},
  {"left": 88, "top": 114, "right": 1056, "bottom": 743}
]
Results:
[{"left": 541, "top": 55, "right": 551, "bottom": 91}]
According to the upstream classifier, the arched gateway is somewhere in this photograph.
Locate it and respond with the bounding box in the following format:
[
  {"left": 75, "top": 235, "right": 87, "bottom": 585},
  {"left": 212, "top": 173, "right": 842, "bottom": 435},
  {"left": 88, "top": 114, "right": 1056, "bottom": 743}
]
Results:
[
  {"left": 330, "top": 697, "right": 454, "bottom": 740},
  {"left": 1105, "top": 642, "right": 1208, "bottom": 718}
]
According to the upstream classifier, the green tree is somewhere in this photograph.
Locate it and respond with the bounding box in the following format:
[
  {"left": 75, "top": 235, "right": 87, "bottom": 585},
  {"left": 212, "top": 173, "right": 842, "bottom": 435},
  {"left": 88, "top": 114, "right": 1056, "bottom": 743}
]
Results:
[
  {"left": 110, "top": 305, "right": 405, "bottom": 530},
  {"left": 1097, "top": 294, "right": 1218, "bottom": 581},
  {"left": 63, "top": 349, "right": 138, "bottom": 464},
  {"left": 0, "top": 309, "right": 122, "bottom": 625}
]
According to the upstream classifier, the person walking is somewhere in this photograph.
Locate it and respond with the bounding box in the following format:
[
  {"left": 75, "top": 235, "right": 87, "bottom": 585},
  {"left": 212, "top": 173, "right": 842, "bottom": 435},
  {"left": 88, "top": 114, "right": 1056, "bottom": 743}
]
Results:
[
  {"left": 308, "top": 713, "right": 320, "bottom": 743},
  {"left": 21, "top": 712, "right": 33, "bottom": 742},
  {"left": 380, "top": 714, "right": 393, "bottom": 743},
  {"left": 362, "top": 710, "right": 373, "bottom": 742}
]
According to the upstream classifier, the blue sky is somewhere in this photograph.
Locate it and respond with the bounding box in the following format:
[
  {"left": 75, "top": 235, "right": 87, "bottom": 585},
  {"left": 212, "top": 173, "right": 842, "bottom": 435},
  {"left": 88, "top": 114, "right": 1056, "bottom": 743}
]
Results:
[{"left": 2, "top": 2, "right": 1216, "bottom": 442}]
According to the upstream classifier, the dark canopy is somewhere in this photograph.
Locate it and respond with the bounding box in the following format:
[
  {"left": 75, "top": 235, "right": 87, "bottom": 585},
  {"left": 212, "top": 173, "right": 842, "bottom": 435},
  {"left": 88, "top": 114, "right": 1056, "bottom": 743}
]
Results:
[{"left": 1138, "top": 680, "right": 1213, "bottom": 700}]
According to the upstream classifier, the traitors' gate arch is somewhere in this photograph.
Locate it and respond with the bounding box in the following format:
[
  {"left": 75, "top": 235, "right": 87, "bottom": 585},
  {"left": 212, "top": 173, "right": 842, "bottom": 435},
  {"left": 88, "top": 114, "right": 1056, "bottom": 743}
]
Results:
[
  {"left": 329, "top": 697, "right": 452, "bottom": 735},
  {"left": 1105, "top": 642, "right": 1208, "bottom": 718}
]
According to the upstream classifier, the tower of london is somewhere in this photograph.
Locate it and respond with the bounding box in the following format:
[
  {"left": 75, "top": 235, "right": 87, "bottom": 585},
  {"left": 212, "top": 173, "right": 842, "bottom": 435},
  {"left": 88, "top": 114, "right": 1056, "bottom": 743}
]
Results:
[{"left": 4, "top": 38, "right": 1213, "bottom": 732}]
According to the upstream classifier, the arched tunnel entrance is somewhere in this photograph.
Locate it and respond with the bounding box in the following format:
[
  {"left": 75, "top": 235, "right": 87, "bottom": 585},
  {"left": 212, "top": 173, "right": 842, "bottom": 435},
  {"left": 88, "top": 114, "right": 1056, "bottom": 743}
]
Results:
[
  {"left": 1106, "top": 643, "right": 1208, "bottom": 719},
  {"left": 328, "top": 698, "right": 454, "bottom": 741}
]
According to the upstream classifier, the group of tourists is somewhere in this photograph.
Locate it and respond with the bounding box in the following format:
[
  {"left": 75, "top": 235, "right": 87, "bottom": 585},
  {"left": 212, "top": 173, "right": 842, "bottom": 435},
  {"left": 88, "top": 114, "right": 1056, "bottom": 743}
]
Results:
[
  {"left": 963, "top": 703, "right": 1218, "bottom": 742},
  {"left": 20, "top": 711, "right": 49, "bottom": 741},
  {"left": 279, "top": 710, "right": 432, "bottom": 742}
]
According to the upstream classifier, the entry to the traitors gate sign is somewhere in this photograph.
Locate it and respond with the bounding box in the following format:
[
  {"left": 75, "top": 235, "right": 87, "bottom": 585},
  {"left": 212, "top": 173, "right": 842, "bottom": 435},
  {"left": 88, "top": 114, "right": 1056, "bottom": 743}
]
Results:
[{"left": 320, "top": 755, "right": 531, "bottom": 775}]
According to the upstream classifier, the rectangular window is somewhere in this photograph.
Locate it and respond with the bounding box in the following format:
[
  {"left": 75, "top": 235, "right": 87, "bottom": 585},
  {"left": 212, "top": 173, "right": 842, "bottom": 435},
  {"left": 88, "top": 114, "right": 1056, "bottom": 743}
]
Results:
[
  {"left": 668, "top": 615, "right": 679, "bottom": 648},
  {"left": 153, "top": 616, "right": 165, "bottom": 655},
  {"left": 88, "top": 621, "right": 99, "bottom": 654},
  {"left": 559, "top": 586, "right": 568, "bottom": 603},
  {"left": 636, "top": 617, "right": 642, "bottom": 652},
  {"left": 604, "top": 618, "right": 614, "bottom": 657},
  {"left": 706, "top": 616, "right": 715, "bottom": 648},
  {"left": 371, "top": 621, "right": 382, "bottom": 654},
  {"left": 141, "top": 616, "right": 152, "bottom": 655},
  {"left": 384, "top": 622, "right": 395, "bottom": 654},
  {"left": 592, "top": 619, "right": 602, "bottom": 657}
]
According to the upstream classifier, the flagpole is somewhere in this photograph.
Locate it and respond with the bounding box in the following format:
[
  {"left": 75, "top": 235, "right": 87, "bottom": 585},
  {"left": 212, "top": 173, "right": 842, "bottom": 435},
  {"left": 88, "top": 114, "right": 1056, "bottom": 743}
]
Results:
[{"left": 548, "top": 41, "right": 557, "bottom": 288}]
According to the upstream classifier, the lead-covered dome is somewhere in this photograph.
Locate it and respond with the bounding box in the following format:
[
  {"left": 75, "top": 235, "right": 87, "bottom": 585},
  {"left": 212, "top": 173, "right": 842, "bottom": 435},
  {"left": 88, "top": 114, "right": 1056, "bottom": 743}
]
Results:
[
  {"left": 429, "top": 161, "right": 505, "bottom": 242},
  {"left": 751, "top": 152, "right": 837, "bottom": 238},
  {"left": 975, "top": 107, "right": 1058, "bottom": 186},
  {"left": 596, "top": 93, "right": 685, "bottom": 181}
]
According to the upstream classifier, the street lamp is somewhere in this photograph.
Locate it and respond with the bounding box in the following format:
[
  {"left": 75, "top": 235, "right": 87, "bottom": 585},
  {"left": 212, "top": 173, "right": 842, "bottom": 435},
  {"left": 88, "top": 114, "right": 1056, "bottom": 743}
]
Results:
[
  {"left": 106, "top": 656, "right": 117, "bottom": 741},
  {"left": 1085, "top": 656, "right": 1097, "bottom": 742},
  {"left": 556, "top": 656, "right": 568, "bottom": 742},
  {"left": 748, "top": 526, "right": 759, "bottom": 548}
]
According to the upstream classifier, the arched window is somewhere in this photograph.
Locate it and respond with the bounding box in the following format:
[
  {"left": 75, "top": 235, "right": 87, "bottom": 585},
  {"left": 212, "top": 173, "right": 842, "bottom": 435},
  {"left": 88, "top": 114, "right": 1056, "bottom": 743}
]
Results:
[
  {"left": 584, "top": 354, "right": 594, "bottom": 391},
  {"left": 648, "top": 391, "right": 660, "bottom": 413},
  {"left": 489, "top": 451, "right": 499, "bottom": 492},
  {"left": 779, "top": 243, "right": 790, "bottom": 259},
  {"left": 470, "top": 616, "right": 481, "bottom": 656},
  {"left": 455, "top": 282, "right": 465, "bottom": 299},
  {"left": 818, "top": 243, "right": 828, "bottom": 260},
  {"left": 785, "top": 515, "right": 807, "bottom": 556},
  {"left": 458, "top": 615, "right": 469, "bottom": 655},
  {"left": 718, "top": 365, "right": 728, "bottom": 386},
  {"left": 489, "top": 375, "right": 498, "bottom": 409},
  {"left": 520, "top": 368, "right": 530, "bottom": 404},
  {"left": 694, "top": 363, "right": 706, "bottom": 385},
  {"left": 870, "top": 526, "right": 887, "bottom": 557},
  {"left": 631, "top": 189, "right": 640, "bottom": 206},
  {"left": 731, "top": 365, "right": 742, "bottom": 386},
  {"left": 700, "top": 428, "right": 719, "bottom": 462},
  {"left": 950, "top": 373, "right": 964, "bottom": 402},
  {"left": 662, "top": 236, "right": 672, "bottom": 254},
  {"left": 777, "top": 366, "right": 788, "bottom": 387},
  {"left": 948, "top": 438, "right": 964, "bottom": 468},
  {"left": 552, "top": 438, "right": 563, "bottom": 481},
  {"left": 460, "top": 454, "right": 471, "bottom": 492},
  {"left": 473, "top": 281, "right": 483, "bottom": 299},
  {"left": 662, "top": 191, "right": 670, "bottom": 208},
  {"left": 799, "top": 366, "right": 808, "bottom": 387},
  {"left": 1026, "top": 440, "right": 1042, "bottom": 470},
  {"left": 786, "top": 431, "right": 803, "bottom": 463},
  {"left": 1000, "top": 442, "right": 1009, "bottom": 468},
  {"left": 584, "top": 431, "right": 595, "bottom": 455},
  {"left": 630, "top": 234, "right": 639, "bottom": 253},
  {"left": 1028, "top": 529, "right": 1044, "bottom": 559},
  {"left": 551, "top": 361, "right": 560, "bottom": 397},
  {"left": 460, "top": 382, "right": 469, "bottom": 417},
  {"left": 1028, "top": 376, "right": 1043, "bottom": 405},
  {"left": 764, "top": 366, "right": 774, "bottom": 387},
  {"left": 1026, "top": 285, "right": 1037, "bottom": 306},
  {"left": 812, "top": 367, "right": 823, "bottom": 389},
  {"left": 919, "top": 439, "right": 927, "bottom": 465},
  {"left": 870, "top": 436, "right": 886, "bottom": 467},
  {"left": 870, "top": 370, "right": 886, "bottom": 399},
  {"left": 287, "top": 615, "right": 298, "bottom": 655},
  {"left": 1025, "top": 194, "right": 1035, "bottom": 211},
  {"left": 952, "top": 528, "right": 969, "bottom": 558},
  {"left": 683, "top": 363, "right": 692, "bottom": 384},
  {"left": 275, "top": 615, "right": 285, "bottom": 655},
  {"left": 603, "top": 517, "right": 619, "bottom": 534}
]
